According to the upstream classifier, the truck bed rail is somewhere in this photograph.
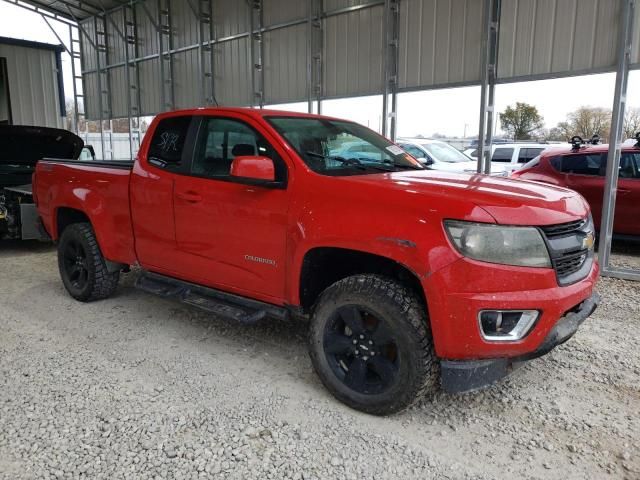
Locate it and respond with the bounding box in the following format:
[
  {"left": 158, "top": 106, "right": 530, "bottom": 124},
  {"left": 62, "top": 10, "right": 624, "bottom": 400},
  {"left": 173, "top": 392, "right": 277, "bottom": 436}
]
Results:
[{"left": 41, "top": 158, "right": 134, "bottom": 170}]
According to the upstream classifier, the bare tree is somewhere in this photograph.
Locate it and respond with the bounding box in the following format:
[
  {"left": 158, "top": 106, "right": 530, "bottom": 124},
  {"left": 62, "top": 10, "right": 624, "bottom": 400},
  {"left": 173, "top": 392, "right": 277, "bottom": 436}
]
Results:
[
  {"left": 542, "top": 126, "right": 568, "bottom": 142},
  {"left": 623, "top": 107, "right": 640, "bottom": 139},
  {"left": 566, "top": 106, "right": 611, "bottom": 140}
]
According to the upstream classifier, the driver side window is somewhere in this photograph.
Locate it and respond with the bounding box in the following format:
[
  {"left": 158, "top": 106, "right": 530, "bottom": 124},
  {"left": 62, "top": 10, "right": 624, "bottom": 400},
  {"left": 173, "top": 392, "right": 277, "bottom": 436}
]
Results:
[{"left": 192, "top": 117, "right": 286, "bottom": 181}]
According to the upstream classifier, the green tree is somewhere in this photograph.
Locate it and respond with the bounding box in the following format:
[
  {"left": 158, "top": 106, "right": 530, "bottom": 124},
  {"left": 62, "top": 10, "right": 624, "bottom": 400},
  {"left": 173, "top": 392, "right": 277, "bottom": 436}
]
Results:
[{"left": 499, "top": 102, "right": 544, "bottom": 140}]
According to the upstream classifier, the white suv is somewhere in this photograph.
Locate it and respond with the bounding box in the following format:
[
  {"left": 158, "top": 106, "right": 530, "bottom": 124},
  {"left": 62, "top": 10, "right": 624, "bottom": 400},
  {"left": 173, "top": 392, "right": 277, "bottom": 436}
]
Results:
[
  {"left": 397, "top": 139, "right": 506, "bottom": 175},
  {"left": 465, "top": 143, "right": 549, "bottom": 174}
]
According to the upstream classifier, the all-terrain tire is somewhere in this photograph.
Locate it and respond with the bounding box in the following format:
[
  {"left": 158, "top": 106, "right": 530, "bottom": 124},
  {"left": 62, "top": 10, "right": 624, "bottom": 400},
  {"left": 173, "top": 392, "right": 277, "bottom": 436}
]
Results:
[
  {"left": 309, "top": 274, "right": 439, "bottom": 415},
  {"left": 57, "top": 222, "right": 120, "bottom": 302}
]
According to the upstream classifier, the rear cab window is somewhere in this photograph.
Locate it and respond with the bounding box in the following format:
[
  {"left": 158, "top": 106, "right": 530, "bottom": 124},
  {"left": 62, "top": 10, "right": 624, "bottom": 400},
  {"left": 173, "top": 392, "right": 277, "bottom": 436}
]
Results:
[{"left": 148, "top": 116, "right": 193, "bottom": 170}]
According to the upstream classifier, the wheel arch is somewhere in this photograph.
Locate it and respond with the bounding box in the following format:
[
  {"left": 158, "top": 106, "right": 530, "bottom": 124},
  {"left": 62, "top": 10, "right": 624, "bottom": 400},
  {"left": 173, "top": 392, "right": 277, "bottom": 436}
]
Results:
[
  {"left": 298, "top": 247, "right": 427, "bottom": 314},
  {"left": 56, "top": 207, "right": 91, "bottom": 239}
]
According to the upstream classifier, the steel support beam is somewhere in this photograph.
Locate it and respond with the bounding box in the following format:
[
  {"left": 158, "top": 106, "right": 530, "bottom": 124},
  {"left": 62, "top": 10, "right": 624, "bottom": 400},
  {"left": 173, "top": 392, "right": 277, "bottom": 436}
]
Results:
[
  {"left": 381, "top": 0, "right": 399, "bottom": 139},
  {"left": 381, "top": 0, "right": 398, "bottom": 138},
  {"left": 307, "top": 0, "right": 323, "bottom": 114},
  {"left": 157, "top": 0, "right": 175, "bottom": 111},
  {"left": 598, "top": 0, "right": 638, "bottom": 281},
  {"left": 249, "top": 0, "right": 265, "bottom": 108},
  {"left": 41, "top": 14, "right": 82, "bottom": 133},
  {"left": 477, "top": 0, "right": 501, "bottom": 174},
  {"left": 8, "top": 0, "right": 77, "bottom": 26}
]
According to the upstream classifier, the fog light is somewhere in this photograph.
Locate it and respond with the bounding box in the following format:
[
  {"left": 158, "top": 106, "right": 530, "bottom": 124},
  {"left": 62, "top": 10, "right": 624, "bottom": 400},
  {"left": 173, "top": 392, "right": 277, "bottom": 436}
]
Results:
[{"left": 478, "top": 310, "right": 539, "bottom": 341}]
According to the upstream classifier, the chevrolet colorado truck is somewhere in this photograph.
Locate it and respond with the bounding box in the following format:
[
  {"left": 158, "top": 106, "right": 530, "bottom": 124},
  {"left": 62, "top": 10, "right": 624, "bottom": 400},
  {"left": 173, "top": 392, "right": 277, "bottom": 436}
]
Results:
[{"left": 34, "top": 108, "right": 600, "bottom": 415}]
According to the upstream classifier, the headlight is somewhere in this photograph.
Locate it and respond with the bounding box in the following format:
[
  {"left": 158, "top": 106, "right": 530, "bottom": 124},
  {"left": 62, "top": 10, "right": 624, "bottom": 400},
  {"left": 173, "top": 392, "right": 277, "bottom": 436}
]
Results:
[{"left": 444, "top": 220, "right": 551, "bottom": 268}]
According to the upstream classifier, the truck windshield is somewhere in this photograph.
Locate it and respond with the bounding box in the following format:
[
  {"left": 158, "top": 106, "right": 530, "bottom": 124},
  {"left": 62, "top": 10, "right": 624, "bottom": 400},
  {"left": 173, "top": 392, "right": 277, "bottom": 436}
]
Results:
[{"left": 266, "top": 116, "right": 424, "bottom": 176}]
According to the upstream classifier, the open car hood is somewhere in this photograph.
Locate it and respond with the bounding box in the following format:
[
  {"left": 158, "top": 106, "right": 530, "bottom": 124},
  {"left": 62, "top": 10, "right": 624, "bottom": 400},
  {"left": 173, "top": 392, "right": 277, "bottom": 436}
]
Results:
[{"left": 0, "top": 125, "right": 84, "bottom": 165}]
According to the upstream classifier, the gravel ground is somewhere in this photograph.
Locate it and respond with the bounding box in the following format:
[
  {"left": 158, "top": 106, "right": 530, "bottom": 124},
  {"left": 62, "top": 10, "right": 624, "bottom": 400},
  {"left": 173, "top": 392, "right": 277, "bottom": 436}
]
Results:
[{"left": 1, "top": 241, "right": 639, "bottom": 480}]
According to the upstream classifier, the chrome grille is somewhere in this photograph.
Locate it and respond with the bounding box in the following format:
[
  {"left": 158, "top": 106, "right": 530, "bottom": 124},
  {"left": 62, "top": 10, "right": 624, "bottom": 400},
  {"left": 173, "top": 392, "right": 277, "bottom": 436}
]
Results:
[
  {"left": 554, "top": 251, "right": 588, "bottom": 277},
  {"left": 540, "top": 219, "right": 587, "bottom": 238},
  {"left": 540, "top": 217, "right": 593, "bottom": 286}
]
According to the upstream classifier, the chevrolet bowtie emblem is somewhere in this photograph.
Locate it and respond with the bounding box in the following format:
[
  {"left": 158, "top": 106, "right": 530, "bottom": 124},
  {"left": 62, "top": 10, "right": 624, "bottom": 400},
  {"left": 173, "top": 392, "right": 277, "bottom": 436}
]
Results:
[{"left": 583, "top": 232, "right": 595, "bottom": 250}]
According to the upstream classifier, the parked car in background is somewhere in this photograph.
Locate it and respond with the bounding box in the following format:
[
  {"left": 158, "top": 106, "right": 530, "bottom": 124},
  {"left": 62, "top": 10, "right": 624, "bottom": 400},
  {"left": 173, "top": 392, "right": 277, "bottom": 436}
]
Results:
[
  {"left": 329, "top": 141, "right": 382, "bottom": 162},
  {"left": 511, "top": 135, "right": 640, "bottom": 237},
  {"left": 465, "top": 143, "right": 549, "bottom": 174},
  {"left": 397, "top": 138, "right": 506, "bottom": 175},
  {"left": 0, "top": 125, "right": 84, "bottom": 240},
  {"left": 469, "top": 137, "right": 511, "bottom": 147},
  {"left": 462, "top": 148, "right": 476, "bottom": 158}
]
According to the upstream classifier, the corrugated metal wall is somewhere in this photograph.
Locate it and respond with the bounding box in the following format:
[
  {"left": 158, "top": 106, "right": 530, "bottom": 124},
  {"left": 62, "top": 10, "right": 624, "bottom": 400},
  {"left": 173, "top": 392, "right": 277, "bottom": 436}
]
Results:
[
  {"left": 398, "top": 0, "right": 486, "bottom": 90},
  {"left": 498, "top": 0, "right": 620, "bottom": 79},
  {"left": 263, "top": 24, "right": 308, "bottom": 104},
  {"left": 0, "top": 43, "right": 63, "bottom": 127},
  {"left": 79, "top": 0, "right": 639, "bottom": 120},
  {"left": 323, "top": 4, "right": 385, "bottom": 98}
]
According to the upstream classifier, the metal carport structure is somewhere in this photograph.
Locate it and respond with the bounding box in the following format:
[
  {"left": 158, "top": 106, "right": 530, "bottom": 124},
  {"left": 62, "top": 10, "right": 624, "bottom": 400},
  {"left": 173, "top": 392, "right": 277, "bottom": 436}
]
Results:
[{"left": 7, "top": 0, "right": 640, "bottom": 281}]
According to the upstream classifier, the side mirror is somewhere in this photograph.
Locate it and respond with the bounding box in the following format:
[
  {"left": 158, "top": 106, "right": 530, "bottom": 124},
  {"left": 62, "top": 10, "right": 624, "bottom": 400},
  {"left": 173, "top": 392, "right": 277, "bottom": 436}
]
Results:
[
  {"left": 418, "top": 157, "right": 434, "bottom": 166},
  {"left": 230, "top": 155, "right": 276, "bottom": 183}
]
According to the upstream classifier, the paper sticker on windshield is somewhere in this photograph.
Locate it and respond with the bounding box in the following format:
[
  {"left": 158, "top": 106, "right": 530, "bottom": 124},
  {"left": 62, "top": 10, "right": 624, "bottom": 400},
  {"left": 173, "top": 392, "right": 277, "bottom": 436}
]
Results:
[{"left": 386, "top": 145, "right": 405, "bottom": 156}]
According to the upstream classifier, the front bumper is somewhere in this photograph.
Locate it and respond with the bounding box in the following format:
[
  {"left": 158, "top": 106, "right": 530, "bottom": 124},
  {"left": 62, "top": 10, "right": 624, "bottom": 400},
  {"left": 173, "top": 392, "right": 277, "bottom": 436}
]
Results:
[
  {"left": 440, "top": 292, "right": 600, "bottom": 393},
  {"left": 424, "top": 255, "right": 599, "bottom": 359}
]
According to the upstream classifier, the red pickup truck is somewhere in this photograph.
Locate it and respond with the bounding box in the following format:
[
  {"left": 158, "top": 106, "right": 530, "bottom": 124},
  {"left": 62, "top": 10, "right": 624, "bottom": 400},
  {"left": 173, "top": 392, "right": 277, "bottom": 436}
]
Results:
[{"left": 34, "top": 108, "right": 600, "bottom": 415}]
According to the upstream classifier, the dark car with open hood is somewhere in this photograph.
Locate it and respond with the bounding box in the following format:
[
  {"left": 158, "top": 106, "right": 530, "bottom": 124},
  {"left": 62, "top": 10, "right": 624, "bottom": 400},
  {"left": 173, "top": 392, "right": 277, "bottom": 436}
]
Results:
[{"left": 0, "top": 125, "right": 84, "bottom": 240}]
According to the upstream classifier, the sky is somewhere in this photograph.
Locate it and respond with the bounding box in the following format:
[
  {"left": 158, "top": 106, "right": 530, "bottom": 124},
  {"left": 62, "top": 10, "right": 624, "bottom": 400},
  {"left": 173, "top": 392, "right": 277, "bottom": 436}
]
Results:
[{"left": 1, "top": 0, "right": 639, "bottom": 138}]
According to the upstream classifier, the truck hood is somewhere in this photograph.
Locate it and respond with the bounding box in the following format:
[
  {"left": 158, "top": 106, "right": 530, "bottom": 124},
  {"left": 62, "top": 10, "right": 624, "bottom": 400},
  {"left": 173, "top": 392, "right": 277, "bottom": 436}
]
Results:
[
  {"left": 430, "top": 160, "right": 508, "bottom": 176},
  {"left": 0, "top": 125, "right": 84, "bottom": 166},
  {"left": 343, "top": 170, "right": 588, "bottom": 225}
]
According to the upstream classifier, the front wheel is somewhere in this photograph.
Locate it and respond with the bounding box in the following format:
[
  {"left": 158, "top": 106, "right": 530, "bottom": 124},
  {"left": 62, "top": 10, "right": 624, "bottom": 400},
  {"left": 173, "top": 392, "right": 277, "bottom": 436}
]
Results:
[
  {"left": 309, "top": 275, "right": 439, "bottom": 415},
  {"left": 57, "top": 222, "right": 120, "bottom": 302}
]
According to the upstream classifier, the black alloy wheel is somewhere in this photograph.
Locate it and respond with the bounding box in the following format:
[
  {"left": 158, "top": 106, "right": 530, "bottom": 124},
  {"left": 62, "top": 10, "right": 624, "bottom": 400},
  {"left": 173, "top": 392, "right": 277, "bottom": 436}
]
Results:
[
  {"left": 309, "top": 274, "right": 439, "bottom": 415},
  {"left": 323, "top": 305, "right": 400, "bottom": 395},
  {"left": 57, "top": 222, "right": 120, "bottom": 302},
  {"left": 62, "top": 238, "right": 89, "bottom": 290}
]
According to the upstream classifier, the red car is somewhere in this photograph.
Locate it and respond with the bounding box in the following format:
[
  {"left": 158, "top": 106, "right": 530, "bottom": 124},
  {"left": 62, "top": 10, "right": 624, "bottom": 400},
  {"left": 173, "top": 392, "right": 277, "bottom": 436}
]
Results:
[
  {"left": 34, "top": 108, "right": 599, "bottom": 414},
  {"left": 511, "top": 137, "right": 640, "bottom": 237}
]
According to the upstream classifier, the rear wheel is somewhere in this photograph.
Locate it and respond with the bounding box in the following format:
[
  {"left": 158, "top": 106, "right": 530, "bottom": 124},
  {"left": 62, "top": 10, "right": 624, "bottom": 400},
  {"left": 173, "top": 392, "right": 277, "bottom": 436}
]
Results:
[
  {"left": 57, "top": 222, "right": 119, "bottom": 302},
  {"left": 309, "top": 274, "right": 438, "bottom": 415}
]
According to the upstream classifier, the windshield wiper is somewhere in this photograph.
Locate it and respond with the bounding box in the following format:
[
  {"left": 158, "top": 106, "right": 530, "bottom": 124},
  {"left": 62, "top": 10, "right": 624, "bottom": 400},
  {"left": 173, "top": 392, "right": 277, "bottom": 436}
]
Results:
[
  {"left": 383, "top": 161, "right": 424, "bottom": 171},
  {"left": 305, "top": 151, "right": 370, "bottom": 170},
  {"left": 307, "top": 151, "right": 413, "bottom": 173}
]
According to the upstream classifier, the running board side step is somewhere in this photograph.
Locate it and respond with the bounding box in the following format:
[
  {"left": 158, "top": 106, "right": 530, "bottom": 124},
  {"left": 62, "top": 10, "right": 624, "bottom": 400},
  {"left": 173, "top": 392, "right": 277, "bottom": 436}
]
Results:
[{"left": 135, "top": 271, "right": 289, "bottom": 324}]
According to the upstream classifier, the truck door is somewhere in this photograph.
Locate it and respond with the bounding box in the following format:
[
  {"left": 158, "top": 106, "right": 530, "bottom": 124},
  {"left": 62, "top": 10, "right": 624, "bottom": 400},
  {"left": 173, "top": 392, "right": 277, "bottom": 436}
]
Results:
[
  {"left": 130, "top": 115, "right": 196, "bottom": 271},
  {"left": 172, "top": 115, "right": 290, "bottom": 303}
]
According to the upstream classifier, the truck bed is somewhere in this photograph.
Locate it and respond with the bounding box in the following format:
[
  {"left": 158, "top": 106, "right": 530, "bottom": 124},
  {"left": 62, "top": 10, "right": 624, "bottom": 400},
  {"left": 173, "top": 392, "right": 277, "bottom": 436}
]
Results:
[{"left": 35, "top": 158, "right": 137, "bottom": 265}]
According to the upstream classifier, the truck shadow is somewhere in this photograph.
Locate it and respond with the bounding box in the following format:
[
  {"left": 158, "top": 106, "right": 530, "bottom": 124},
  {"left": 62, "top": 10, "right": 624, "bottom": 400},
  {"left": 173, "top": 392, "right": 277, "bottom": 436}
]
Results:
[{"left": 0, "top": 240, "right": 55, "bottom": 257}]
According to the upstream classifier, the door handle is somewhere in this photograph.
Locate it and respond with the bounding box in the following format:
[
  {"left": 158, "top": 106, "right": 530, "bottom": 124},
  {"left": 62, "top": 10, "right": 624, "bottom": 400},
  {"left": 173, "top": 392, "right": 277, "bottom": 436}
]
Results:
[
  {"left": 617, "top": 188, "right": 631, "bottom": 195},
  {"left": 177, "top": 191, "right": 202, "bottom": 203}
]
